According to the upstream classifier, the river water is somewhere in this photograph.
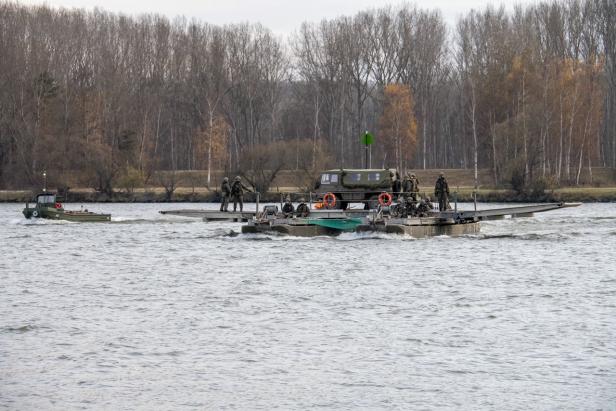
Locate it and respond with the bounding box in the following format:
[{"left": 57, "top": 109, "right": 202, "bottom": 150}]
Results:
[{"left": 1, "top": 202, "right": 615, "bottom": 410}]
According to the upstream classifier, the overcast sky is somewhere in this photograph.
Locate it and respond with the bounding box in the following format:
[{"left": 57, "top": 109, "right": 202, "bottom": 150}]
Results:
[{"left": 17, "top": 0, "right": 537, "bottom": 35}]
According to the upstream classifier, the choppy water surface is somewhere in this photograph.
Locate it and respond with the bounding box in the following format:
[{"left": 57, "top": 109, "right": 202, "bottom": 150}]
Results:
[{"left": 1, "top": 202, "right": 615, "bottom": 410}]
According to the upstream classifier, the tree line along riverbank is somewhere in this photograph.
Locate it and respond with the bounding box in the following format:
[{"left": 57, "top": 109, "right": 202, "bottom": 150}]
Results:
[
  {"left": 3, "top": 187, "right": 616, "bottom": 204},
  {"left": 2, "top": 1, "right": 616, "bottom": 195},
  {"left": 2, "top": 168, "right": 615, "bottom": 203}
]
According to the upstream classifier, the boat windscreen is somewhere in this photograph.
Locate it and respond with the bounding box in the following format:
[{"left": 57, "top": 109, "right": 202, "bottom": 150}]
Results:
[{"left": 37, "top": 195, "right": 55, "bottom": 204}]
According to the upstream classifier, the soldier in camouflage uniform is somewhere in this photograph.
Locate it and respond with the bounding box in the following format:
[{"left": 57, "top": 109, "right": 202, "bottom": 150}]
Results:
[
  {"left": 402, "top": 174, "right": 412, "bottom": 194},
  {"left": 416, "top": 196, "right": 434, "bottom": 216},
  {"left": 408, "top": 173, "right": 419, "bottom": 202},
  {"left": 402, "top": 172, "right": 419, "bottom": 193},
  {"left": 391, "top": 171, "right": 402, "bottom": 194},
  {"left": 220, "top": 177, "right": 231, "bottom": 212},
  {"left": 296, "top": 197, "right": 310, "bottom": 217},
  {"left": 434, "top": 172, "right": 450, "bottom": 211},
  {"left": 282, "top": 195, "right": 294, "bottom": 216},
  {"left": 231, "top": 176, "right": 252, "bottom": 212}
]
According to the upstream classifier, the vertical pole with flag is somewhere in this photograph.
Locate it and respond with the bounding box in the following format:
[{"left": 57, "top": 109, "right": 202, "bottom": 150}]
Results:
[{"left": 361, "top": 131, "right": 374, "bottom": 169}]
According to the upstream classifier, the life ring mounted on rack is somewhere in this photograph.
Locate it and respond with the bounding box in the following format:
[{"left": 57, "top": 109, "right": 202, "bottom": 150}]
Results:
[
  {"left": 32, "top": 210, "right": 39, "bottom": 217},
  {"left": 54, "top": 202, "right": 62, "bottom": 209},
  {"left": 378, "top": 191, "right": 393, "bottom": 206},
  {"left": 322, "top": 192, "right": 337, "bottom": 209}
]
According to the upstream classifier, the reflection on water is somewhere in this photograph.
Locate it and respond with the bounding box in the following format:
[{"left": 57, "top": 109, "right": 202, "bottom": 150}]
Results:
[{"left": 1, "top": 202, "right": 615, "bottom": 410}]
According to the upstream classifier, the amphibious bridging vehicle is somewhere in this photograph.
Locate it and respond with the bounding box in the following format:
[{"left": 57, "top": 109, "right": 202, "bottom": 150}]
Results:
[{"left": 241, "top": 196, "right": 579, "bottom": 237}]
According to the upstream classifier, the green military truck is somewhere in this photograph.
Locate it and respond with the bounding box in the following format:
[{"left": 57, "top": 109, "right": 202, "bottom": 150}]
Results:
[{"left": 314, "top": 168, "right": 401, "bottom": 209}]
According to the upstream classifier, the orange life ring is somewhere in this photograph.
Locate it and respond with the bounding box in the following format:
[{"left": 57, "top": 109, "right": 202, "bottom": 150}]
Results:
[
  {"left": 322, "top": 192, "right": 337, "bottom": 208},
  {"left": 378, "top": 192, "right": 392, "bottom": 206},
  {"left": 54, "top": 202, "right": 62, "bottom": 209}
]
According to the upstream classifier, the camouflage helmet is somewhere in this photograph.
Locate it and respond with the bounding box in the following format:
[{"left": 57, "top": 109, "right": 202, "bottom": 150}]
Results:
[
  {"left": 298, "top": 197, "right": 306, "bottom": 202},
  {"left": 410, "top": 173, "right": 416, "bottom": 178},
  {"left": 223, "top": 177, "right": 229, "bottom": 182},
  {"left": 439, "top": 172, "right": 444, "bottom": 177},
  {"left": 234, "top": 176, "right": 241, "bottom": 181}
]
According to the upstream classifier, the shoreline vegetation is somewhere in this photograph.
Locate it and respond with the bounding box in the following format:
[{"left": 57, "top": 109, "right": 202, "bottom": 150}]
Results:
[
  {"left": 1, "top": 2, "right": 616, "bottom": 198},
  {"left": 4, "top": 187, "right": 616, "bottom": 204},
  {"left": 4, "top": 168, "right": 615, "bottom": 203}
]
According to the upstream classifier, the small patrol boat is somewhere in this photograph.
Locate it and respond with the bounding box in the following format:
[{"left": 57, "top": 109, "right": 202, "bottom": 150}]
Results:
[{"left": 23, "top": 192, "right": 111, "bottom": 222}]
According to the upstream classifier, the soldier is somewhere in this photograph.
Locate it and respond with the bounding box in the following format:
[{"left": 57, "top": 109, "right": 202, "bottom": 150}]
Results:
[
  {"left": 434, "top": 172, "right": 450, "bottom": 211},
  {"left": 393, "top": 195, "right": 408, "bottom": 218},
  {"left": 408, "top": 173, "right": 420, "bottom": 202},
  {"left": 417, "top": 196, "right": 434, "bottom": 216},
  {"left": 401, "top": 174, "right": 412, "bottom": 193},
  {"left": 296, "top": 198, "right": 310, "bottom": 217},
  {"left": 219, "top": 177, "right": 231, "bottom": 212},
  {"left": 282, "top": 195, "right": 294, "bottom": 216},
  {"left": 391, "top": 171, "right": 402, "bottom": 194},
  {"left": 231, "top": 176, "right": 252, "bottom": 212}
]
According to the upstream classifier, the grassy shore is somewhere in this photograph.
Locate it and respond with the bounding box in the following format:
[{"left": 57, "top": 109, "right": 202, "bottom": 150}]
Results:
[
  {"left": 2, "top": 185, "right": 616, "bottom": 203},
  {"left": 453, "top": 187, "right": 616, "bottom": 202}
]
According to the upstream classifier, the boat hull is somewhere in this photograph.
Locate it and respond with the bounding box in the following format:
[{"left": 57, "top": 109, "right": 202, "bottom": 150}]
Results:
[
  {"left": 356, "top": 221, "right": 480, "bottom": 237},
  {"left": 23, "top": 206, "right": 111, "bottom": 222},
  {"left": 242, "top": 216, "right": 480, "bottom": 238},
  {"left": 242, "top": 223, "right": 341, "bottom": 236}
]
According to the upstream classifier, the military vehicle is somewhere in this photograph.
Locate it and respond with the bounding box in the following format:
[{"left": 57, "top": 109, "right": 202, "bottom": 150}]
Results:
[
  {"left": 314, "top": 168, "right": 401, "bottom": 209},
  {"left": 23, "top": 192, "right": 111, "bottom": 222}
]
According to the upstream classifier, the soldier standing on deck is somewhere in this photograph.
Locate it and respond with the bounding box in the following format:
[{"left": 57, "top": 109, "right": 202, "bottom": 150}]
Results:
[
  {"left": 402, "top": 174, "right": 412, "bottom": 194},
  {"left": 402, "top": 173, "right": 420, "bottom": 201},
  {"left": 391, "top": 171, "right": 402, "bottom": 195},
  {"left": 434, "top": 172, "right": 450, "bottom": 211},
  {"left": 408, "top": 173, "right": 419, "bottom": 202},
  {"left": 220, "top": 177, "right": 231, "bottom": 212},
  {"left": 231, "top": 176, "right": 252, "bottom": 212}
]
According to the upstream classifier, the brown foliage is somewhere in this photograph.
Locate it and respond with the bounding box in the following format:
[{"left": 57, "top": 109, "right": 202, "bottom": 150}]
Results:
[
  {"left": 0, "top": 1, "right": 614, "bottom": 193},
  {"left": 378, "top": 84, "right": 418, "bottom": 171}
]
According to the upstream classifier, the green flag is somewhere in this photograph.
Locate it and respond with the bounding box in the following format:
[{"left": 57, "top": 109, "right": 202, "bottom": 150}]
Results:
[{"left": 361, "top": 131, "right": 374, "bottom": 146}]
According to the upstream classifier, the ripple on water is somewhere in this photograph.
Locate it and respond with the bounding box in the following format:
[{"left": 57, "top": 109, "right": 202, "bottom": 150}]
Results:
[
  {"left": 1, "top": 324, "right": 40, "bottom": 333},
  {"left": 473, "top": 232, "right": 572, "bottom": 241},
  {"left": 0, "top": 202, "right": 615, "bottom": 410}
]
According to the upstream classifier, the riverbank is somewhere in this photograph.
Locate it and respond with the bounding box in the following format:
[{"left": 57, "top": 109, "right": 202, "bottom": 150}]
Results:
[
  {"left": 3, "top": 186, "right": 616, "bottom": 203},
  {"left": 455, "top": 187, "right": 616, "bottom": 202}
]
